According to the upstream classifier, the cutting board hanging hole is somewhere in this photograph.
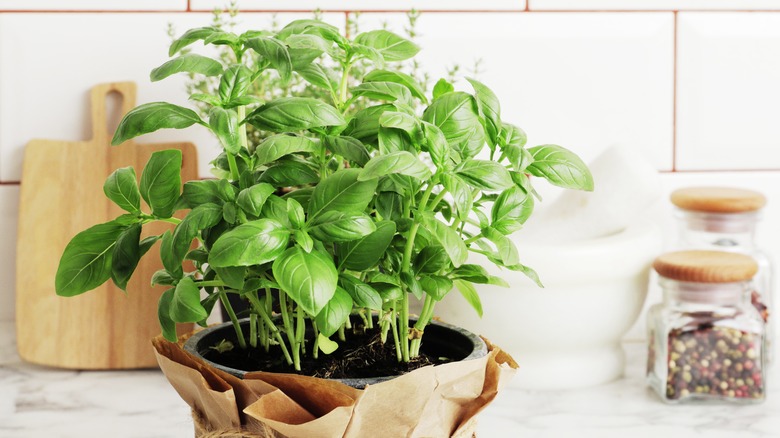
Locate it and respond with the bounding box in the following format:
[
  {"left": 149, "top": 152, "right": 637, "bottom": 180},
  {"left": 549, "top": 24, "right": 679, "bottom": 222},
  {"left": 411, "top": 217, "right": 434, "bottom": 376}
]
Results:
[
  {"left": 90, "top": 82, "right": 136, "bottom": 142},
  {"left": 104, "top": 91, "right": 123, "bottom": 139}
]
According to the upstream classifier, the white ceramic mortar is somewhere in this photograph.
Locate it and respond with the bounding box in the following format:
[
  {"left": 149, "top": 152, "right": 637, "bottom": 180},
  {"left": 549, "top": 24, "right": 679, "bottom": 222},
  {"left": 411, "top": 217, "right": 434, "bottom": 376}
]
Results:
[{"left": 435, "top": 220, "right": 661, "bottom": 389}]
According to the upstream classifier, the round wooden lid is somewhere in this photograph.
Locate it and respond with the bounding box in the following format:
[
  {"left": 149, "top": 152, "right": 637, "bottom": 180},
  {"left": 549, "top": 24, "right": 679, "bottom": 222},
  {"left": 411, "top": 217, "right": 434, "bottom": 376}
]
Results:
[
  {"left": 653, "top": 250, "right": 758, "bottom": 283},
  {"left": 670, "top": 187, "right": 766, "bottom": 213}
]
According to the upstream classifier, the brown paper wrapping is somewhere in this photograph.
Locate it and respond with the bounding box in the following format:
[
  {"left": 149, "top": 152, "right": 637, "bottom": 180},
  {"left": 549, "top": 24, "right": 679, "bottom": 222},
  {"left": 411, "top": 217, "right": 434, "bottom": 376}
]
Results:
[{"left": 152, "top": 336, "right": 517, "bottom": 438}]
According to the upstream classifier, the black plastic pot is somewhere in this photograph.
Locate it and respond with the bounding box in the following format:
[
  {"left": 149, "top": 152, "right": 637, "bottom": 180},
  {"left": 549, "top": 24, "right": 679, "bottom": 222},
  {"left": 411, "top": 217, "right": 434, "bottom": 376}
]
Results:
[{"left": 184, "top": 317, "right": 488, "bottom": 389}]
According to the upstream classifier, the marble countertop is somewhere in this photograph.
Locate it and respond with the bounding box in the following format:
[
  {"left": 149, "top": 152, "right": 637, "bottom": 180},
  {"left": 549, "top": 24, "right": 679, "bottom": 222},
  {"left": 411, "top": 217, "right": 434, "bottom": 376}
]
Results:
[{"left": 2, "top": 320, "right": 780, "bottom": 438}]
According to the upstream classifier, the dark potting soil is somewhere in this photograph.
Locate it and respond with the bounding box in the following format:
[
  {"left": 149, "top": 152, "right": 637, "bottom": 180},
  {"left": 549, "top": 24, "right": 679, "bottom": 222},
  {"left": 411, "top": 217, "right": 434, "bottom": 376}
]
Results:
[{"left": 202, "top": 325, "right": 451, "bottom": 379}]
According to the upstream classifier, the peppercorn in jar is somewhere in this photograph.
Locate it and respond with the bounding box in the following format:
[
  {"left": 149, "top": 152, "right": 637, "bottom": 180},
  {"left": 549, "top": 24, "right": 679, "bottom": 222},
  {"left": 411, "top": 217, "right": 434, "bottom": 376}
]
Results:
[{"left": 647, "top": 250, "right": 766, "bottom": 403}]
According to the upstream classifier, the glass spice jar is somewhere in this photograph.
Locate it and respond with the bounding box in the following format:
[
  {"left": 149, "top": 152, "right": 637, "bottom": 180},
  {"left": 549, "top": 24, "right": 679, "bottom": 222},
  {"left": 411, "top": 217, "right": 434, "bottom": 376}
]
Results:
[
  {"left": 670, "top": 187, "right": 773, "bottom": 360},
  {"left": 647, "top": 250, "right": 766, "bottom": 404}
]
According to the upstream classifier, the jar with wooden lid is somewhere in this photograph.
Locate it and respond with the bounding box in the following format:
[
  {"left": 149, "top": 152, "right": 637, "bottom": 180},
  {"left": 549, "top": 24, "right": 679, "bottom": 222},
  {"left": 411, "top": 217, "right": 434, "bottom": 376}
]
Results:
[
  {"left": 670, "top": 187, "right": 773, "bottom": 359},
  {"left": 647, "top": 250, "right": 766, "bottom": 404}
]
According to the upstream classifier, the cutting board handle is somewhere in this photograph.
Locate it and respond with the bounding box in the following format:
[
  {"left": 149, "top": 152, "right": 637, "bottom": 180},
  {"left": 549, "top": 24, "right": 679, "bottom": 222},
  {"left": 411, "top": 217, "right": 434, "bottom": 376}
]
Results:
[{"left": 91, "top": 82, "right": 138, "bottom": 143}]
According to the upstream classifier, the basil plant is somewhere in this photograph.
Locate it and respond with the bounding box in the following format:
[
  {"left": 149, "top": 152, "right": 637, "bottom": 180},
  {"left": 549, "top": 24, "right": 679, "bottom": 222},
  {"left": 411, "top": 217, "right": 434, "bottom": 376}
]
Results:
[{"left": 55, "top": 19, "right": 593, "bottom": 370}]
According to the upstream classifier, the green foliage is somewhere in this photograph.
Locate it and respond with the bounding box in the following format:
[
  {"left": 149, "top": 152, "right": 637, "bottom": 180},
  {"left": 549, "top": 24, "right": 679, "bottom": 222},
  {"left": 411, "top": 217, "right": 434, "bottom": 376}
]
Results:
[{"left": 56, "top": 11, "right": 593, "bottom": 371}]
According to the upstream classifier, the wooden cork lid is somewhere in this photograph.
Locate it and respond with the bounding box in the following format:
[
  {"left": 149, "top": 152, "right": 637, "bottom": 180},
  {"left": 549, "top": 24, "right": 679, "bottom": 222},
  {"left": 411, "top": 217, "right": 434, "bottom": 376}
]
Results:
[
  {"left": 671, "top": 187, "right": 766, "bottom": 213},
  {"left": 653, "top": 250, "right": 758, "bottom": 283}
]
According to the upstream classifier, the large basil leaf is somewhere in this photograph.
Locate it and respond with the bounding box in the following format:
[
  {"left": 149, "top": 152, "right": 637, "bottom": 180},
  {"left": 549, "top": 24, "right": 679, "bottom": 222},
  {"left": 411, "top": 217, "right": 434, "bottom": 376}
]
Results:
[
  {"left": 363, "top": 69, "right": 427, "bottom": 103},
  {"left": 169, "top": 26, "right": 219, "bottom": 56},
  {"left": 139, "top": 150, "right": 182, "bottom": 219},
  {"left": 421, "top": 216, "right": 467, "bottom": 267},
  {"left": 307, "top": 211, "right": 376, "bottom": 242},
  {"left": 336, "top": 220, "right": 396, "bottom": 271},
  {"left": 209, "top": 107, "right": 241, "bottom": 155},
  {"left": 170, "top": 203, "right": 223, "bottom": 268},
  {"left": 273, "top": 247, "right": 338, "bottom": 316},
  {"left": 455, "top": 160, "right": 513, "bottom": 191},
  {"left": 422, "top": 92, "right": 485, "bottom": 160},
  {"left": 150, "top": 53, "right": 223, "bottom": 82},
  {"left": 354, "top": 30, "right": 420, "bottom": 62},
  {"left": 244, "top": 36, "right": 292, "bottom": 83},
  {"left": 170, "top": 277, "right": 208, "bottom": 323},
  {"left": 491, "top": 186, "right": 533, "bottom": 235},
  {"left": 111, "top": 103, "right": 203, "bottom": 145},
  {"left": 110, "top": 223, "right": 142, "bottom": 291},
  {"left": 323, "top": 135, "right": 370, "bottom": 166},
  {"left": 103, "top": 167, "right": 140, "bottom": 213},
  {"left": 414, "top": 245, "right": 450, "bottom": 274},
  {"left": 219, "top": 65, "right": 253, "bottom": 106},
  {"left": 245, "top": 97, "right": 345, "bottom": 132},
  {"left": 360, "top": 151, "right": 431, "bottom": 182},
  {"left": 420, "top": 275, "right": 453, "bottom": 301},
  {"left": 350, "top": 82, "right": 411, "bottom": 104},
  {"left": 315, "top": 287, "right": 353, "bottom": 337},
  {"left": 208, "top": 219, "right": 290, "bottom": 267},
  {"left": 483, "top": 228, "right": 519, "bottom": 266},
  {"left": 308, "top": 168, "right": 377, "bottom": 218},
  {"left": 466, "top": 77, "right": 501, "bottom": 146},
  {"left": 254, "top": 134, "right": 318, "bottom": 165},
  {"left": 338, "top": 274, "right": 382, "bottom": 310},
  {"left": 236, "top": 183, "right": 275, "bottom": 216},
  {"left": 55, "top": 221, "right": 128, "bottom": 297},
  {"left": 526, "top": 145, "right": 594, "bottom": 191}
]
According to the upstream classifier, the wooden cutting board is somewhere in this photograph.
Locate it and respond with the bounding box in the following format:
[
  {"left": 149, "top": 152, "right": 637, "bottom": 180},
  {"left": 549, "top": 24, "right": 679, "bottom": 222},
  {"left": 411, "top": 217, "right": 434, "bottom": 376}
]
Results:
[{"left": 16, "top": 82, "right": 198, "bottom": 369}]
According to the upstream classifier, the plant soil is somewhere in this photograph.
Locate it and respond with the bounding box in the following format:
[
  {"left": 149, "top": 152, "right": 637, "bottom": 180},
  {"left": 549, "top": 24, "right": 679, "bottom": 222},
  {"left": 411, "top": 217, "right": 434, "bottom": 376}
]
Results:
[{"left": 202, "top": 324, "right": 452, "bottom": 379}]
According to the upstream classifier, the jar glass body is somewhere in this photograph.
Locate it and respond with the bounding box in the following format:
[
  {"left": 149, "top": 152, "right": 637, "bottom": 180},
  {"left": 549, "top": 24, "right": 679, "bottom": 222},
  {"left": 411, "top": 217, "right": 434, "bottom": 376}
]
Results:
[
  {"left": 673, "top": 210, "right": 774, "bottom": 359},
  {"left": 647, "top": 279, "right": 766, "bottom": 404}
]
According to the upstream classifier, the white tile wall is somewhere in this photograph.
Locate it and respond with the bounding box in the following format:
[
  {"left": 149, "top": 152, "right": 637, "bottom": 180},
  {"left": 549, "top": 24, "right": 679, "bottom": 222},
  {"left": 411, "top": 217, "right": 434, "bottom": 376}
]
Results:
[
  {"left": 192, "top": 0, "right": 527, "bottom": 11},
  {"left": 355, "top": 12, "right": 675, "bottom": 170},
  {"left": 530, "top": 0, "right": 780, "bottom": 10},
  {"left": 0, "top": 12, "right": 344, "bottom": 182},
  {"left": 0, "top": 0, "right": 187, "bottom": 10},
  {"left": 677, "top": 13, "right": 780, "bottom": 171},
  {"left": 0, "top": 185, "right": 18, "bottom": 321}
]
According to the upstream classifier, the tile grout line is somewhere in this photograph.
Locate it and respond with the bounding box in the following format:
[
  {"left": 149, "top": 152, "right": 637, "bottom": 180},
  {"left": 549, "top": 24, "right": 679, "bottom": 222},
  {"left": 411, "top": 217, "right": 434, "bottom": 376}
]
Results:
[
  {"left": 672, "top": 11, "right": 678, "bottom": 172},
  {"left": 0, "top": 8, "right": 779, "bottom": 13}
]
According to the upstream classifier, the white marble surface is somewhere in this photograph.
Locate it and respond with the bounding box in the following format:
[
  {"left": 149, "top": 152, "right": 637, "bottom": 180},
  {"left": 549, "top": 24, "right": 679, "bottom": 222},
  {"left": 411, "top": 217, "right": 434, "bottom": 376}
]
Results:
[{"left": 2, "top": 320, "right": 780, "bottom": 438}]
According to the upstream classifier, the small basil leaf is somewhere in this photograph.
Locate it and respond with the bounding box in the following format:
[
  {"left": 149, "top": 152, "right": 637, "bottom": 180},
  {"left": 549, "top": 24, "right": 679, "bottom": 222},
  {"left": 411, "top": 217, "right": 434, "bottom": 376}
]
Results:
[
  {"left": 111, "top": 223, "right": 142, "bottom": 291},
  {"left": 354, "top": 29, "right": 420, "bottom": 62},
  {"left": 112, "top": 103, "right": 203, "bottom": 146},
  {"left": 140, "top": 150, "right": 182, "bottom": 219},
  {"left": 454, "top": 279, "right": 483, "bottom": 318},
  {"left": 336, "top": 220, "right": 396, "bottom": 271},
  {"left": 150, "top": 53, "right": 223, "bottom": 82},
  {"left": 208, "top": 219, "right": 290, "bottom": 267},
  {"left": 360, "top": 151, "right": 431, "bottom": 181},
  {"left": 170, "top": 277, "right": 208, "bottom": 323},
  {"left": 103, "top": 167, "right": 141, "bottom": 213},
  {"left": 315, "top": 287, "right": 352, "bottom": 337},
  {"left": 526, "top": 144, "right": 594, "bottom": 191}
]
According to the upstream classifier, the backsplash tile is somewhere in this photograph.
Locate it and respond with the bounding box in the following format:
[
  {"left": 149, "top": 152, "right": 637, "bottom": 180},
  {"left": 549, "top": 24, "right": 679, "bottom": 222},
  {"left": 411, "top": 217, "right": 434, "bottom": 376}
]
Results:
[
  {"left": 0, "top": 185, "right": 18, "bottom": 321},
  {"left": 676, "top": 13, "right": 780, "bottom": 171},
  {"left": 0, "top": 0, "right": 187, "bottom": 10},
  {"left": 354, "top": 12, "right": 674, "bottom": 170},
  {"left": 0, "top": 12, "right": 344, "bottom": 182},
  {"left": 191, "top": 0, "right": 527, "bottom": 11},
  {"left": 530, "top": 0, "right": 780, "bottom": 10}
]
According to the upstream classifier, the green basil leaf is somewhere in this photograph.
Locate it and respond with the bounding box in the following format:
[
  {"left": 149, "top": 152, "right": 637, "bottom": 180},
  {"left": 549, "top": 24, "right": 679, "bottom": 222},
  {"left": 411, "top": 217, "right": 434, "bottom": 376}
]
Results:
[
  {"left": 180, "top": 179, "right": 235, "bottom": 208},
  {"left": 222, "top": 202, "right": 239, "bottom": 224},
  {"left": 336, "top": 220, "right": 396, "bottom": 271},
  {"left": 315, "top": 287, "right": 352, "bottom": 337},
  {"left": 466, "top": 77, "right": 501, "bottom": 147},
  {"left": 197, "top": 292, "right": 222, "bottom": 327},
  {"left": 209, "top": 107, "right": 241, "bottom": 155},
  {"left": 159, "top": 230, "right": 182, "bottom": 279},
  {"left": 420, "top": 275, "right": 453, "bottom": 301},
  {"left": 455, "top": 160, "right": 513, "bottom": 191},
  {"left": 273, "top": 247, "right": 338, "bottom": 316},
  {"left": 375, "top": 191, "right": 402, "bottom": 221},
  {"left": 351, "top": 44, "right": 385, "bottom": 67},
  {"left": 209, "top": 218, "right": 290, "bottom": 267},
  {"left": 422, "top": 92, "right": 485, "bottom": 160},
  {"left": 454, "top": 279, "right": 483, "bottom": 318},
  {"left": 379, "top": 111, "right": 422, "bottom": 142},
  {"left": 244, "top": 36, "right": 292, "bottom": 83},
  {"left": 414, "top": 245, "right": 450, "bottom": 274},
  {"left": 170, "top": 277, "right": 208, "bottom": 323},
  {"left": 276, "top": 19, "right": 346, "bottom": 46},
  {"left": 354, "top": 29, "right": 420, "bottom": 62},
  {"left": 282, "top": 187, "right": 313, "bottom": 212},
  {"left": 140, "top": 150, "right": 182, "bottom": 219},
  {"left": 323, "top": 135, "right": 370, "bottom": 166},
  {"left": 213, "top": 265, "right": 246, "bottom": 290},
  {"left": 400, "top": 271, "right": 423, "bottom": 300},
  {"left": 491, "top": 186, "right": 533, "bottom": 235},
  {"left": 483, "top": 228, "right": 519, "bottom": 266},
  {"left": 306, "top": 211, "right": 376, "bottom": 242},
  {"left": 169, "top": 26, "right": 219, "bottom": 56},
  {"left": 500, "top": 123, "right": 531, "bottom": 171},
  {"left": 190, "top": 93, "right": 223, "bottom": 106},
  {"left": 452, "top": 264, "right": 491, "bottom": 283},
  {"left": 432, "top": 78, "right": 454, "bottom": 100},
  {"left": 261, "top": 195, "right": 291, "bottom": 227},
  {"left": 441, "top": 174, "right": 472, "bottom": 221},
  {"left": 526, "top": 144, "right": 594, "bottom": 191},
  {"left": 245, "top": 97, "right": 345, "bottom": 132},
  {"left": 258, "top": 159, "right": 319, "bottom": 187},
  {"left": 506, "top": 262, "right": 544, "bottom": 288},
  {"left": 285, "top": 33, "right": 331, "bottom": 52},
  {"left": 236, "top": 183, "right": 276, "bottom": 216},
  {"left": 254, "top": 134, "right": 318, "bottom": 166},
  {"left": 170, "top": 204, "right": 223, "bottom": 268},
  {"left": 421, "top": 216, "right": 467, "bottom": 268},
  {"left": 342, "top": 103, "right": 396, "bottom": 142},
  {"left": 318, "top": 333, "right": 339, "bottom": 355},
  {"left": 294, "top": 230, "right": 314, "bottom": 252},
  {"left": 359, "top": 151, "right": 432, "bottom": 181},
  {"left": 296, "top": 63, "right": 337, "bottom": 93},
  {"left": 103, "top": 167, "right": 141, "bottom": 213},
  {"left": 351, "top": 82, "right": 411, "bottom": 103},
  {"left": 287, "top": 198, "right": 305, "bottom": 229},
  {"left": 111, "top": 103, "right": 203, "bottom": 145},
  {"left": 203, "top": 30, "right": 239, "bottom": 46},
  {"left": 338, "top": 274, "right": 382, "bottom": 311},
  {"left": 158, "top": 288, "right": 178, "bottom": 342},
  {"left": 364, "top": 69, "right": 427, "bottom": 103},
  {"left": 378, "top": 127, "right": 413, "bottom": 155},
  {"left": 219, "top": 64, "right": 253, "bottom": 106},
  {"left": 151, "top": 269, "right": 177, "bottom": 287},
  {"left": 374, "top": 282, "right": 403, "bottom": 302},
  {"left": 289, "top": 48, "right": 325, "bottom": 69},
  {"left": 150, "top": 53, "right": 223, "bottom": 82},
  {"left": 111, "top": 223, "right": 142, "bottom": 291},
  {"left": 309, "top": 168, "right": 377, "bottom": 217},
  {"left": 422, "top": 122, "right": 450, "bottom": 169},
  {"left": 55, "top": 221, "right": 128, "bottom": 297}
]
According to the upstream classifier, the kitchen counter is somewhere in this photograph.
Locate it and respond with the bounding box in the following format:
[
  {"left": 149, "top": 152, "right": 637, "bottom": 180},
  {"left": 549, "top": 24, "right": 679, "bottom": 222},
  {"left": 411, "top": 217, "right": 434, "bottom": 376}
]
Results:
[{"left": 2, "top": 320, "right": 779, "bottom": 438}]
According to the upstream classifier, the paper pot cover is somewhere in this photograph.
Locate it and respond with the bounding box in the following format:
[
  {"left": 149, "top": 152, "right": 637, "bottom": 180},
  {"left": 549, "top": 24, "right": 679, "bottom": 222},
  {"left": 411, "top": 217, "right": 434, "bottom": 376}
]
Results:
[{"left": 152, "top": 334, "right": 517, "bottom": 438}]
